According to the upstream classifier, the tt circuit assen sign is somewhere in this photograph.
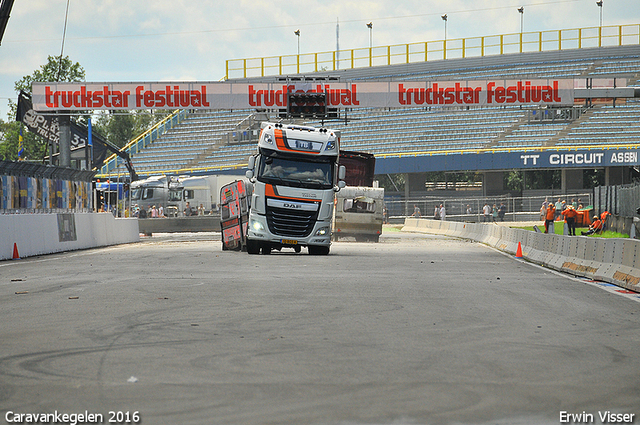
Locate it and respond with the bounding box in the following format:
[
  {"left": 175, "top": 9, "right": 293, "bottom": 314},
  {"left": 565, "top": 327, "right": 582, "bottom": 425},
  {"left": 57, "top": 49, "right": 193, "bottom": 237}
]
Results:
[
  {"left": 376, "top": 148, "right": 640, "bottom": 175},
  {"left": 31, "top": 79, "right": 574, "bottom": 111}
]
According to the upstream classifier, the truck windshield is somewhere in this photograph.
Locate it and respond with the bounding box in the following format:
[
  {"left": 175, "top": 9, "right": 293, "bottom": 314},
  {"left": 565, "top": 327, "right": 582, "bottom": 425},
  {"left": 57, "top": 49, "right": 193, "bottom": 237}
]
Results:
[
  {"left": 131, "top": 188, "right": 142, "bottom": 201},
  {"left": 168, "top": 189, "right": 182, "bottom": 202},
  {"left": 257, "top": 150, "right": 333, "bottom": 189}
]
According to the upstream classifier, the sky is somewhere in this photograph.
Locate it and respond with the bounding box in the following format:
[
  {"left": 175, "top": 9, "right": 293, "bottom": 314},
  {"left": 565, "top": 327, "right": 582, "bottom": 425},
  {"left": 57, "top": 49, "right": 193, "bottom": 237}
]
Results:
[{"left": 1, "top": 0, "right": 639, "bottom": 121}]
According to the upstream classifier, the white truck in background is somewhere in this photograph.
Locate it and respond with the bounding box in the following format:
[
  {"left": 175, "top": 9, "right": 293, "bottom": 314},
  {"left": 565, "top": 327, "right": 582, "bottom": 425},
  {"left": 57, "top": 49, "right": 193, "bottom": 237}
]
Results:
[
  {"left": 332, "top": 150, "right": 384, "bottom": 242},
  {"left": 333, "top": 185, "right": 384, "bottom": 242},
  {"left": 130, "top": 174, "right": 243, "bottom": 216}
]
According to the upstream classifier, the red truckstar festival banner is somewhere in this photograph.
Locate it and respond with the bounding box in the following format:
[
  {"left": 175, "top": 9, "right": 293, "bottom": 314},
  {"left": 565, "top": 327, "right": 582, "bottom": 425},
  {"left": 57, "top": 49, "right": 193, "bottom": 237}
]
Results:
[{"left": 31, "top": 79, "right": 574, "bottom": 111}]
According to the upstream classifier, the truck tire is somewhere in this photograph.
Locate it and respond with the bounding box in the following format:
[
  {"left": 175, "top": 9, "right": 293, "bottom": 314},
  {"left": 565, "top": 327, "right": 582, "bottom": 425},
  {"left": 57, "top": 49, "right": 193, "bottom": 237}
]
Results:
[
  {"left": 308, "top": 245, "right": 330, "bottom": 255},
  {"left": 246, "top": 239, "right": 260, "bottom": 255}
]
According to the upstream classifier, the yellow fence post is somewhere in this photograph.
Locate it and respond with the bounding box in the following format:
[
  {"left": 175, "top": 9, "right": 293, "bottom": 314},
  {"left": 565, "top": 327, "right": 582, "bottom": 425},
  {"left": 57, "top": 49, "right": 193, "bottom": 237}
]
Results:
[
  {"left": 519, "top": 33, "right": 523, "bottom": 53},
  {"left": 559, "top": 30, "right": 562, "bottom": 50},
  {"left": 619, "top": 25, "right": 623, "bottom": 46},
  {"left": 243, "top": 59, "right": 247, "bottom": 79},
  {"left": 462, "top": 38, "right": 465, "bottom": 58},
  {"left": 599, "top": 26, "right": 602, "bottom": 47},
  {"left": 279, "top": 56, "right": 282, "bottom": 75},
  {"left": 425, "top": 42, "right": 428, "bottom": 62},
  {"left": 443, "top": 39, "right": 447, "bottom": 60},
  {"left": 538, "top": 31, "right": 542, "bottom": 52},
  {"left": 261, "top": 58, "right": 264, "bottom": 77},
  {"left": 406, "top": 44, "right": 410, "bottom": 63},
  {"left": 579, "top": 28, "right": 582, "bottom": 49},
  {"left": 481, "top": 36, "right": 484, "bottom": 56},
  {"left": 225, "top": 60, "right": 229, "bottom": 80},
  {"left": 315, "top": 53, "right": 318, "bottom": 72},
  {"left": 351, "top": 49, "right": 354, "bottom": 69},
  {"left": 369, "top": 47, "right": 372, "bottom": 67},
  {"left": 500, "top": 35, "right": 503, "bottom": 55}
]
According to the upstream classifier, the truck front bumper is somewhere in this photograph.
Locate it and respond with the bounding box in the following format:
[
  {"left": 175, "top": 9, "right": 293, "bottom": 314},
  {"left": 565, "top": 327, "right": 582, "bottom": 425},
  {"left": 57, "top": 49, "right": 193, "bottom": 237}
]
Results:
[{"left": 248, "top": 215, "right": 331, "bottom": 247}]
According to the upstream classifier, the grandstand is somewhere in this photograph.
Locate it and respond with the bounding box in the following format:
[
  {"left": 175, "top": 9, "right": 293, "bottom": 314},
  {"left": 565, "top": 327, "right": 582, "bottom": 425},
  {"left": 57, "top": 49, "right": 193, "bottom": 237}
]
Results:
[{"left": 97, "top": 26, "right": 640, "bottom": 198}]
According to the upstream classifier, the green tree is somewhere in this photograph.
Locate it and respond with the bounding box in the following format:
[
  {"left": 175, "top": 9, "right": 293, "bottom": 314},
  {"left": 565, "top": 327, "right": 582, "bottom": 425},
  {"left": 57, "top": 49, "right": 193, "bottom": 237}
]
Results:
[
  {"left": 1, "top": 55, "right": 86, "bottom": 161},
  {"left": 14, "top": 55, "right": 85, "bottom": 96},
  {"left": 0, "top": 119, "right": 48, "bottom": 162}
]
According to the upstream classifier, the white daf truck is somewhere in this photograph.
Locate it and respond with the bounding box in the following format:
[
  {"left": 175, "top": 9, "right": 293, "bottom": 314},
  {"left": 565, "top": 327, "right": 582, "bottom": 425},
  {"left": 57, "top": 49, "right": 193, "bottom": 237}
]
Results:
[{"left": 244, "top": 122, "right": 346, "bottom": 255}]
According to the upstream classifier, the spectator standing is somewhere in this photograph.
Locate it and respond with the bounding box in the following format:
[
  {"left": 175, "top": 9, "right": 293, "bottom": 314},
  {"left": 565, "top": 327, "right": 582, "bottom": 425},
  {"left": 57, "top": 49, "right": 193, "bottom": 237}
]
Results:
[
  {"left": 544, "top": 203, "right": 556, "bottom": 233},
  {"left": 483, "top": 203, "right": 492, "bottom": 222},
  {"left": 184, "top": 202, "right": 193, "bottom": 216},
  {"left": 492, "top": 204, "right": 498, "bottom": 222},
  {"left": 562, "top": 204, "right": 578, "bottom": 236},
  {"left": 466, "top": 204, "right": 472, "bottom": 215},
  {"left": 554, "top": 198, "right": 563, "bottom": 221},
  {"left": 439, "top": 203, "right": 446, "bottom": 221},
  {"left": 498, "top": 203, "right": 506, "bottom": 221},
  {"left": 158, "top": 205, "right": 164, "bottom": 218},
  {"left": 198, "top": 204, "right": 205, "bottom": 216}
]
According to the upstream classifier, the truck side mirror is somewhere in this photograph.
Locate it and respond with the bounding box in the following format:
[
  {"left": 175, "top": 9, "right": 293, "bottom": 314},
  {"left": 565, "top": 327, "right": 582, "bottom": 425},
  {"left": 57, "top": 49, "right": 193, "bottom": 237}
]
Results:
[
  {"left": 338, "top": 165, "right": 346, "bottom": 180},
  {"left": 247, "top": 155, "right": 256, "bottom": 170}
]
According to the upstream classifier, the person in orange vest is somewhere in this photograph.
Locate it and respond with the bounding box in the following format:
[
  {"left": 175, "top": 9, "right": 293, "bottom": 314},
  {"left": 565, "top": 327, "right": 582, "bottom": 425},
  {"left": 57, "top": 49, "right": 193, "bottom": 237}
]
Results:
[
  {"left": 562, "top": 204, "right": 578, "bottom": 236},
  {"left": 544, "top": 203, "right": 556, "bottom": 233},
  {"left": 582, "top": 216, "right": 603, "bottom": 236}
]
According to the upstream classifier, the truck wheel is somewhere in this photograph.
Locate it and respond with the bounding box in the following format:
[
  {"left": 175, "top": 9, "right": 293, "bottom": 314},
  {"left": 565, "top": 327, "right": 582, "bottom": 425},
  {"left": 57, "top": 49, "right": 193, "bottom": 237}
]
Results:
[
  {"left": 246, "top": 239, "right": 260, "bottom": 255},
  {"left": 308, "top": 246, "right": 330, "bottom": 255}
]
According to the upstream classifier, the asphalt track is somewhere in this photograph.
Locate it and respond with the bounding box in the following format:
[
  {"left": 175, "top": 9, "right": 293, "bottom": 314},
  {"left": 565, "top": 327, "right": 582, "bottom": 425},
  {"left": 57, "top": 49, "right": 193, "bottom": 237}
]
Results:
[{"left": 0, "top": 229, "right": 639, "bottom": 425}]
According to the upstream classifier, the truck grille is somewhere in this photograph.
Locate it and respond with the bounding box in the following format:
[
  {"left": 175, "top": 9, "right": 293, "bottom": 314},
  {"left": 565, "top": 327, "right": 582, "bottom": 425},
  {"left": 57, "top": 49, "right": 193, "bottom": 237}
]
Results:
[{"left": 266, "top": 206, "right": 318, "bottom": 237}]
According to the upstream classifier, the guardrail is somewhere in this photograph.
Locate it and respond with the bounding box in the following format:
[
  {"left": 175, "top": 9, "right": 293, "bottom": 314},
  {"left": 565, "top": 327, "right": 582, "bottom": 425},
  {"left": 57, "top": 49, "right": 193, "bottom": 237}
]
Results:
[
  {"left": 226, "top": 24, "right": 640, "bottom": 79},
  {"left": 403, "top": 217, "right": 640, "bottom": 293}
]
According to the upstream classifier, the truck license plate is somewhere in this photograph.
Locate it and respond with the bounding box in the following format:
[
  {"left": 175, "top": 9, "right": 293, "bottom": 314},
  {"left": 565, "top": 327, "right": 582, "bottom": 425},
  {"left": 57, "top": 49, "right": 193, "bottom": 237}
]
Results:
[{"left": 281, "top": 239, "right": 298, "bottom": 245}]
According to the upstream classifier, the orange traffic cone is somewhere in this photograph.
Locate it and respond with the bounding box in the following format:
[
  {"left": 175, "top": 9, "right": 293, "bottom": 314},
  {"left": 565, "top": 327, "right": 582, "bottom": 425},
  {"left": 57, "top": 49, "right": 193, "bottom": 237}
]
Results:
[
  {"left": 12, "top": 243, "right": 20, "bottom": 260},
  {"left": 515, "top": 241, "right": 523, "bottom": 258}
]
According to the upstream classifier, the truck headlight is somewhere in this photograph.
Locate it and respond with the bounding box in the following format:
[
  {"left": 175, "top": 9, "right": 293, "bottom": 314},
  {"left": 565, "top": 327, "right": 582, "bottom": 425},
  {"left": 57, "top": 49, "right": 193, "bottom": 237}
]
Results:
[
  {"left": 251, "top": 220, "right": 265, "bottom": 231},
  {"left": 315, "top": 227, "right": 329, "bottom": 236}
]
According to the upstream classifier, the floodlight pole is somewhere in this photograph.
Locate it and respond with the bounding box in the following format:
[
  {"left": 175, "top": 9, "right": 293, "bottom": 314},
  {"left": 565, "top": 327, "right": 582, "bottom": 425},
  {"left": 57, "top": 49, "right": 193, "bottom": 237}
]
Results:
[
  {"left": 596, "top": 1, "right": 603, "bottom": 27},
  {"left": 518, "top": 7, "right": 524, "bottom": 34}
]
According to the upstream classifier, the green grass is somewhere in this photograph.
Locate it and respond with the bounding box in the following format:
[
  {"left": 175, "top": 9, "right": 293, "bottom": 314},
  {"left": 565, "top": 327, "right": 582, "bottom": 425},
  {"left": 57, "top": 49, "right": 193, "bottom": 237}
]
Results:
[
  {"left": 382, "top": 224, "right": 404, "bottom": 233},
  {"left": 515, "top": 221, "right": 629, "bottom": 238}
]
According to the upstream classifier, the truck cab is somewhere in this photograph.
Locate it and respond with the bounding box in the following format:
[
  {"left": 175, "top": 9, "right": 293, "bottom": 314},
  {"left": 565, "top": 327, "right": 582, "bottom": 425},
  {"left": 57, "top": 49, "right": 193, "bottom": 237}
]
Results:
[{"left": 245, "top": 122, "right": 346, "bottom": 255}]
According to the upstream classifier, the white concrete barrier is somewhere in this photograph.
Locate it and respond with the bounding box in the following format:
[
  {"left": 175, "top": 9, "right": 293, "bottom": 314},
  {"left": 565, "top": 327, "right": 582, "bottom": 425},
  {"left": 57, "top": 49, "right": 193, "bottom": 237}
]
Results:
[
  {"left": 1, "top": 213, "right": 139, "bottom": 261},
  {"left": 402, "top": 217, "right": 640, "bottom": 293}
]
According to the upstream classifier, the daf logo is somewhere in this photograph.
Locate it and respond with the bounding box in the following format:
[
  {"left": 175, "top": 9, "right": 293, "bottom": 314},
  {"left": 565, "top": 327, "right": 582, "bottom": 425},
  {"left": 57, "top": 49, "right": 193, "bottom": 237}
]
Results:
[{"left": 283, "top": 203, "right": 302, "bottom": 209}]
